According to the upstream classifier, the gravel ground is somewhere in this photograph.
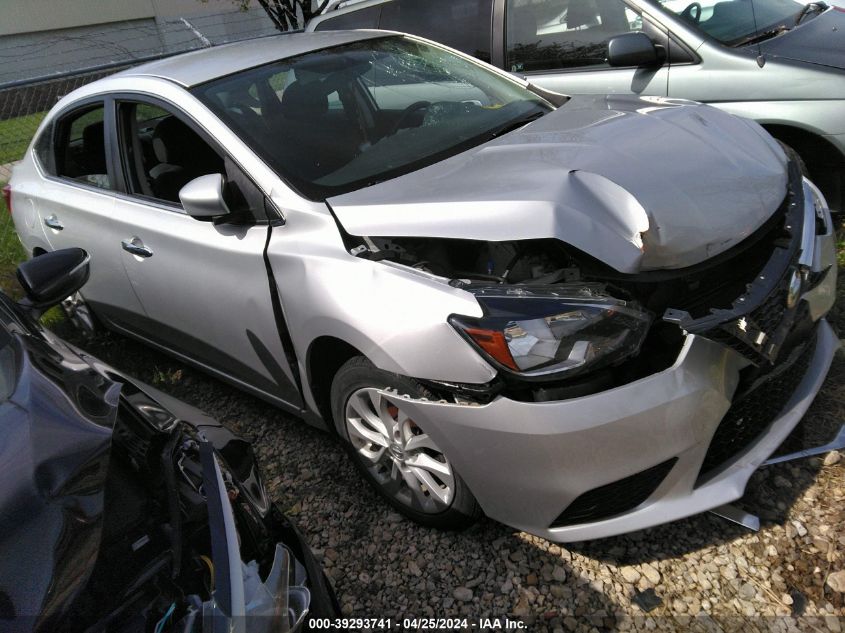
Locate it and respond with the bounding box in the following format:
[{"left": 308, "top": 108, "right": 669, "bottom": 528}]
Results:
[{"left": 44, "top": 277, "right": 843, "bottom": 632}]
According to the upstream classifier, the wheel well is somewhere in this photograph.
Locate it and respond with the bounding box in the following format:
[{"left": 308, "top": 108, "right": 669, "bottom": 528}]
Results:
[
  {"left": 307, "top": 336, "right": 364, "bottom": 428},
  {"left": 762, "top": 124, "right": 844, "bottom": 211}
]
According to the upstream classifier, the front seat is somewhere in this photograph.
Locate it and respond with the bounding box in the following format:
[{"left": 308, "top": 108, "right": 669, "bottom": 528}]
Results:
[
  {"left": 81, "top": 121, "right": 107, "bottom": 176},
  {"left": 278, "top": 80, "right": 360, "bottom": 181},
  {"left": 149, "top": 117, "right": 221, "bottom": 203}
]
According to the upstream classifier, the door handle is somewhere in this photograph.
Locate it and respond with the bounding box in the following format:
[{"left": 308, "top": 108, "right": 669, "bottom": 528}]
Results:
[
  {"left": 44, "top": 215, "right": 64, "bottom": 231},
  {"left": 121, "top": 237, "right": 153, "bottom": 258}
]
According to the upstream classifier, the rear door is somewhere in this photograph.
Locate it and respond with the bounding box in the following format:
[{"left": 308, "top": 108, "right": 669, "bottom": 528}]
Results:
[
  {"left": 501, "top": 0, "right": 670, "bottom": 95},
  {"left": 29, "top": 99, "right": 145, "bottom": 324},
  {"left": 108, "top": 97, "right": 302, "bottom": 409}
]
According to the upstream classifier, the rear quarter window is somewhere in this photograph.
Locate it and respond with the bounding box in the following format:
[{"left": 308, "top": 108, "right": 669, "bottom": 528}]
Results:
[{"left": 49, "top": 103, "right": 112, "bottom": 190}]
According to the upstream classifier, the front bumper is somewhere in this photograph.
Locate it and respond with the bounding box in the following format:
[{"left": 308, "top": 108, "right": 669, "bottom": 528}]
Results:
[{"left": 386, "top": 182, "right": 839, "bottom": 542}]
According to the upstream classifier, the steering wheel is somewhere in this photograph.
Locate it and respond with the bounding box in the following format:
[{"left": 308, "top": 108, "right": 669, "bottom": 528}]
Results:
[
  {"left": 680, "top": 1, "right": 702, "bottom": 24},
  {"left": 389, "top": 101, "right": 431, "bottom": 135}
]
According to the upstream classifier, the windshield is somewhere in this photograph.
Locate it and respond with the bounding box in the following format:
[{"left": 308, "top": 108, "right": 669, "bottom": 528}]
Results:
[
  {"left": 193, "top": 36, "right": 552, "bottom": 200},
  {"left": 651, "top": 0, "right": 821, "bottom": 45}
]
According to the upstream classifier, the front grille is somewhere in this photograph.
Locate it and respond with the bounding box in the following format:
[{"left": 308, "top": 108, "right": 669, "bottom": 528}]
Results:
[
  {"left": 696, "top": 330, "right": 817, "bottom": 486},
  {"left": 664, "top": 160, "right": 807, "bottom": 367},
  {"left": 550, "top": 458, "right": 678, "bottom": 528}
]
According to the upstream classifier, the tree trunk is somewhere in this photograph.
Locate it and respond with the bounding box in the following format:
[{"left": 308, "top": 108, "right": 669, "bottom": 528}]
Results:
[{"left": 254, "top": 0, "right": 331, "bottom": 31}]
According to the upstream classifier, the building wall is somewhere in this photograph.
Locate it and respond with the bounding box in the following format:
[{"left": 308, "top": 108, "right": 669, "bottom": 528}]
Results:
[
  {"left": 0, "top": 0, "right": 250, "bottom": 36},
  {"left": 0, "top": 1, "right": 276, "bottom": 85}
]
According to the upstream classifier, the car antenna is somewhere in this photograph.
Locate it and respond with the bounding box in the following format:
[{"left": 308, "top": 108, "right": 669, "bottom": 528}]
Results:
[{"left": 749, "top": 0, "right": 766, "bottom": 67}]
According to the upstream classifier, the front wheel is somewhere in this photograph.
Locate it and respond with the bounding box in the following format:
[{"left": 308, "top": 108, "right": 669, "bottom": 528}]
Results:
[{"left": 330, "top": 356, "right": 481, "bottom": 530}]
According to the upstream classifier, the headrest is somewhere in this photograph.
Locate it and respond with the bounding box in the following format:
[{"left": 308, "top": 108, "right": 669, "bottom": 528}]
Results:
[
  {"left": 280, "top": 81, "right": 329, "bottom": 121},
  {"left": 152, "top": 116, "right": 198, "bottom": 165},
  {"left": 82, "top": 121, "right": 104, "bottom": 152},
  {"left": 566, "top": 0, "right": 600, "bottom": 30}
]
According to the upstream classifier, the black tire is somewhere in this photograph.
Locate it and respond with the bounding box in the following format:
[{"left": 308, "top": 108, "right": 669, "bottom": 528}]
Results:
[
  {"left": 330, "top": 356, "right": 481, "bottom": 530},
  {"left": 777, "top": 140, "right": 810, "bottom": 178}
]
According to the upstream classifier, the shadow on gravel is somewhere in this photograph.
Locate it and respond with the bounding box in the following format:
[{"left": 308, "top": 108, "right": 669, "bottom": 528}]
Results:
[{"left": 55, "top": 323, "right": 622, "bottom": 630}]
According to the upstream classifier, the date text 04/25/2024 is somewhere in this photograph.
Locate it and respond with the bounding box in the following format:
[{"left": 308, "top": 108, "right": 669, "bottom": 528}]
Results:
[{"left": 308, "top": 617, "right": 527, "bottom": 630}]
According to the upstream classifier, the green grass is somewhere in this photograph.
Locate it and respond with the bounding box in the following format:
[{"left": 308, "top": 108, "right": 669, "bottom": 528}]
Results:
[
  {"left": 0, "top": 111, "right": 46, "bottom": 165},
  {"left": 0, "top": 190, "right": 25, "bottom": 297}
]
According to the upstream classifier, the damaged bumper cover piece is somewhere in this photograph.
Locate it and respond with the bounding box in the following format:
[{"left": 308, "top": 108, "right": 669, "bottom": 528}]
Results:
[
  {"left": 386, "top": 178, "right": 838, "bottom": 542},
  {"left": 664, "top": 164, "right": 833, "bottom": 366}
]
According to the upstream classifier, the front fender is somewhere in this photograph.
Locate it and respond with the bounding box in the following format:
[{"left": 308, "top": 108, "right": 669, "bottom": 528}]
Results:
[{"left": 266, "top": 210, "right": 497, "bottom": 405}]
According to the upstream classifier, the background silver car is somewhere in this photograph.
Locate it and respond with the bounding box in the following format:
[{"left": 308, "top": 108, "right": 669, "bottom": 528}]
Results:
[
  {"left": 8, "top": 30, "right": 837, "bottom": 542},
  {"left": 310, "top": 0, "right": 845, "bottom": 214}
]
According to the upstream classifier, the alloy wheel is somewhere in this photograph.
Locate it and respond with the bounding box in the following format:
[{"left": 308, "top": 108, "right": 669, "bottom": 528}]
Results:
[{"left": 344, "top": 387, "right": 455, "bottom": 514}]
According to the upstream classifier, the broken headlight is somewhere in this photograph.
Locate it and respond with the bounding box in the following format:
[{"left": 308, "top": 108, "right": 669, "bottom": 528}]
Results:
[{"left": 449, "top": 284, "right": 652, "bottom": 379}]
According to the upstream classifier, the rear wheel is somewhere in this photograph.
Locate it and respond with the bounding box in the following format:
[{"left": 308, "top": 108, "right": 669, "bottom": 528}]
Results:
[{"left": 330, "top": 356, "right": 481, "bottom": 529}]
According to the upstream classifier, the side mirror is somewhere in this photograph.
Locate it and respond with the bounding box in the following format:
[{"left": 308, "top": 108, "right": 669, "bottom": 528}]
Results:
[
  {"left": 17, "top": 248, "right": 90, "bottom": 315},
  {"left": 607, "top": 32, "right": 663, "bottom": 67},
  {"left": 179, "top": 173, "right": 231, "bottom": 220}
]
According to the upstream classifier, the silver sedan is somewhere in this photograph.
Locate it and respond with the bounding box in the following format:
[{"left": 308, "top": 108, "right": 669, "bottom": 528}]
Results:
[{"left": 8, "top": 30, "right": 838, "bottom": 541}]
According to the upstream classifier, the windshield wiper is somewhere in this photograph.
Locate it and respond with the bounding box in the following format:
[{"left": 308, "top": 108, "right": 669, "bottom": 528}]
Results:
[
  {"left": 733, "top": 25, "right": 790, "bottom": 46},
  {"left": 795, "top": 1, "right": 827, "bottom": 25},
  {"left": 487, "top": 110, "right": 546, "bottom": 140}
]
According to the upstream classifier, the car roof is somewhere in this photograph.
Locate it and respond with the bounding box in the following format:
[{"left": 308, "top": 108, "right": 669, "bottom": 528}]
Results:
[{"left": 114, "top": 29, "right": 391, "bottom": 87}]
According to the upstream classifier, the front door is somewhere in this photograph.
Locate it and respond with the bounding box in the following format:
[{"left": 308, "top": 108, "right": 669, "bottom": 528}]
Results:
[
  {"left": 502, "top": 0, "right": 670, "bottom": 96},
  {"left": 109, "top": 99, "right": 302, "bottom": 409}
]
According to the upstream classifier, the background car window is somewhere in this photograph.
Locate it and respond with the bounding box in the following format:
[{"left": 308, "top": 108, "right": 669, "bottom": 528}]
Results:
[
  {"left": 378, "top": 0, "right": 494, "bottom": 62},
  {"left": 117, "top": 101, "right": 265, "bottom": 221},
  {"left": 54, "top": 104, "right": 111, "bottom": 189},
  {"left": 313, "top": 5, "right": 382, "bottom": 29},
  {"left": 506, "top": 0, "right": 644, "bottom": 72},
  {"left": 654, "top": 0, "right": 807, "bottom": 45}
]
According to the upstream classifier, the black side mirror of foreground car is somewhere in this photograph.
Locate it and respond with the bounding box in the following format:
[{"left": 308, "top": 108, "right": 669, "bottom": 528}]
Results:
[
  {"left": 607, "top": 32, "right": 665, "bottom": 67},
  {"left": 16, "top": 248, "right": 90, "bottom": 316}
]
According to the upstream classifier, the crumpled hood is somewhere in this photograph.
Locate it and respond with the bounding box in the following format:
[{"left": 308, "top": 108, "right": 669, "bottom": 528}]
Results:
[
  {"left": 328, "top": 94, "right": 788, "bottom": 273},
  {"left": 757, "top": 8, "right": 845, "bottom": 71}
]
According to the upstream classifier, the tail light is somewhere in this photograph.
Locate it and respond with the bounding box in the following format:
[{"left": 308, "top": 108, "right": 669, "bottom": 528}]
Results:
[{"left": 2, "top": 185, "right": 10, "bottom": 215}]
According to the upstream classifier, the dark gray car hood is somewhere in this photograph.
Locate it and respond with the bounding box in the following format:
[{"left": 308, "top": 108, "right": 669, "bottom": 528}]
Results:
[
  {"left": 757, "top": 8, "right": 845, "bottom": 70},
  {"left": 328, "top": 94, "right": 788, "bottom": 273}
]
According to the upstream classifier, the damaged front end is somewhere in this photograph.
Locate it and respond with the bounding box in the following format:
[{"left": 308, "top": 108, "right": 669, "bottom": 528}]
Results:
[{"left": 346, "top": 161, "right": 832, "bottom": 404}]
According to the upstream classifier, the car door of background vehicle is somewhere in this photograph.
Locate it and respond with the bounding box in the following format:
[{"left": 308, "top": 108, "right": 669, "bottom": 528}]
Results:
[
  {"left": 499, "top": 0, "right": 670, "bottom": 96},
  {"left": 108, "top": 97, "right": 302, "bottom": 410},
  {"left": 30, "top": 98, "right": 146, "bottom": 325}
]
